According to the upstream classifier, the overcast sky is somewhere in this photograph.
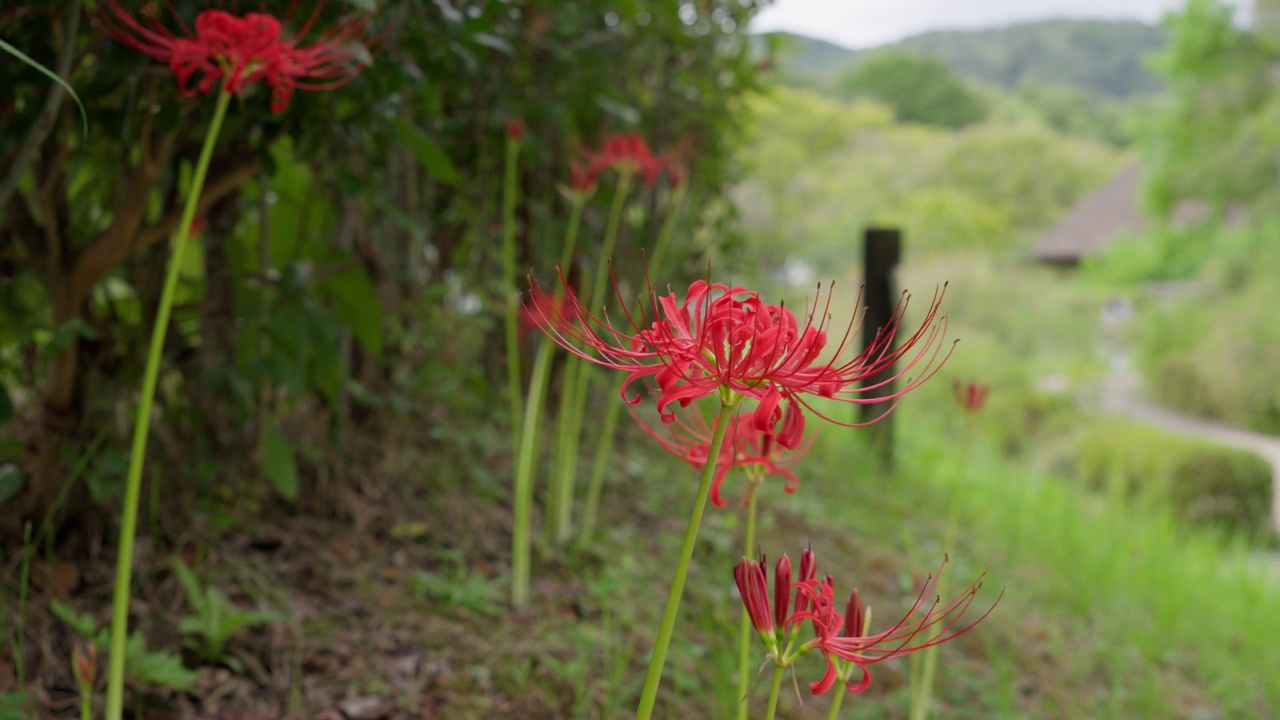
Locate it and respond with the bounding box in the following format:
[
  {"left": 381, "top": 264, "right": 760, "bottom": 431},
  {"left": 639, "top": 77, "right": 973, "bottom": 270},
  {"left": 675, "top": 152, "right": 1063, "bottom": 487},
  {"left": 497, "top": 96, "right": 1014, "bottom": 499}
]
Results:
[{"left": 751, "top": 0, "right": 1251, "bottom": 49}]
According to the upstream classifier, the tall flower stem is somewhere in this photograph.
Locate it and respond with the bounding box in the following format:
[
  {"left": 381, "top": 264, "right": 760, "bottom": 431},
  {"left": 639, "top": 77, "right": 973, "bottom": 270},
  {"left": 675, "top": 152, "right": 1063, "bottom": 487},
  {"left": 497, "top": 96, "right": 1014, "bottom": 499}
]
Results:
[
  {"left": 502, "top": 130, "right": 524, "bottom": 456},
  {"left": 635, "top": 399, "right": 735, "bottom": 720},
  {"left": 547, "top": 172, "right": 632, "bottom": 544},
  {"left": 736, "top": 484, "right": 761, "bottom": 720},
  {"left": 511, "top": 198, "right": 586, "bottom": 608},
  {"left": 763, "top": 663, "right": 786, "bottom": 720},
  {"left": 510, "top": 340, "right": 553, "bottom": 609},
  {"left": 826, "top": 675, "right": 849, "bottom": 720},
  {"left": 577, "top": 182, "right": 686, "bottom": 546},
  {"left": 908, "top": 414, "right": 978, "bottom": 720},
  {"left": 106, "top": 89, "right": 232, "bottom": 720}
]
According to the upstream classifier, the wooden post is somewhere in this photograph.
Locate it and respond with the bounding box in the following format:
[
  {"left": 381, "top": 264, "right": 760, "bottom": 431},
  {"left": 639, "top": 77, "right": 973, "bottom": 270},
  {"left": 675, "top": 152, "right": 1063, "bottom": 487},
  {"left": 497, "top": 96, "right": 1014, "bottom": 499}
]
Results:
[{"left": 861, "top": 227, "right": 902, "bottom": 469}]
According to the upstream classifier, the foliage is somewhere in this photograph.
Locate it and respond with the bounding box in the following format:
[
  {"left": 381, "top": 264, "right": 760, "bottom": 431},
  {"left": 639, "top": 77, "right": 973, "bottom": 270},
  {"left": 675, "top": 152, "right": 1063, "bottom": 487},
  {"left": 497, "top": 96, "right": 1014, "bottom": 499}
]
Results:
[
  {"left": 0, "top": 0, "right": 767, "bottom": 538},
  {"left": 838, "top": 51, "right": 989, "bottom": 129},
  {"left": 763, "top": 19, "right": 1167, "bottom": 100},
  {"left": 732, "top": 85, "right": 1121, "bottom": 276},
  {"left": 48, "top": 599, "right": 197, "bottom": 691},
  {"left": 171, "top": 559, "right": 280, "bottom": 670},
  {"left": 1075, "top": 418, "right": 1274, "bottom": 540}
]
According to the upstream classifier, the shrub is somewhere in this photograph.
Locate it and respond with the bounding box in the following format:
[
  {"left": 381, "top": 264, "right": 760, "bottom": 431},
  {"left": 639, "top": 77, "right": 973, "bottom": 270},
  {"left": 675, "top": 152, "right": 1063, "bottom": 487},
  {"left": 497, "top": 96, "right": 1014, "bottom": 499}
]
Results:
[{"left": 1075, "top": 418, "right": 1274, "bottom": 541}]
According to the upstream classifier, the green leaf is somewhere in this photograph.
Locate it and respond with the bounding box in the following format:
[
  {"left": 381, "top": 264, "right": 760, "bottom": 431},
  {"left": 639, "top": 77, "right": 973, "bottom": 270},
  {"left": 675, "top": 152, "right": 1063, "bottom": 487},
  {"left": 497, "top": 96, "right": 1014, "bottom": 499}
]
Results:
[
  {"left": 258, "top": 426, "right": 299, "bottom": 501},
  {"left": 125, "top": 631, "right": 197, "bottom": 691},
  {"left": 0, "top": 38, "right": 88, "bottom": 139},
  {"left": 393, "top": 118, "right": 462, "bottom": 186},
  {"left": 319, "top": 264, "right": 384, "bottom": 359},
  {"left": 0, "top": 465, "right": 22, "bottom": 504},
  {"left": 49, "top": 599, "right": 98, "bottom": 638}
]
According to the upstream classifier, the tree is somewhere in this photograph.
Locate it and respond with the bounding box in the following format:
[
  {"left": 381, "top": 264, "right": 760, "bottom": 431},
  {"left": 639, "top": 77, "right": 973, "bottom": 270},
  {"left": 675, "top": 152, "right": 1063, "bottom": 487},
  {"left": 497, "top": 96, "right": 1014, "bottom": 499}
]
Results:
[{"left": 837, "top": 51, "right": 989, "bottom": 129}]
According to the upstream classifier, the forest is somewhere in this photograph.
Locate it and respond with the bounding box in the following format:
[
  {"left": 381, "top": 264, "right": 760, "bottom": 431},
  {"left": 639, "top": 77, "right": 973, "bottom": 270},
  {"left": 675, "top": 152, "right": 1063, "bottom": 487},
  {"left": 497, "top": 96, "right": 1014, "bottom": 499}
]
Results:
[{"left": 2, "top": 1, "right": 1279, "bottom": 719}]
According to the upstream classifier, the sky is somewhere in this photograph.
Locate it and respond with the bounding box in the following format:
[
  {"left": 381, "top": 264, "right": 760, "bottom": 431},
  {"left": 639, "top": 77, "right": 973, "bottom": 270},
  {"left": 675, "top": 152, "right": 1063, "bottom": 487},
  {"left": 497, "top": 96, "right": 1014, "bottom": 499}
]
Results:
[{"left": 750, "top": 0, "right": 1252, "bottom": 49}]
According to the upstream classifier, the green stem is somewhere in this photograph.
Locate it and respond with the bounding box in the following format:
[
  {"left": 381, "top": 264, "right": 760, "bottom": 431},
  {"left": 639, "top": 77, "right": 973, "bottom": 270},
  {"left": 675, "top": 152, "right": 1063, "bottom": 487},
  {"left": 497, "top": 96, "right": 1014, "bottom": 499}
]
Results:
[
  {"left": 908, "top": 415, "right": 977, "bottom": 720},
  {"left": 80, "top": 687, "right": 91, "bottom": 720},
  {"left": 577, "top": 375, "right": 625, "bottom": 546},
  {"left": 106, "top": 89, "right": 232, "bottom": 720},
  {"left": 635, "top": 400, "right": 735, "bottom": 720},
  {"left": 511, "top": 340, "right": 554, "bottom": 609},
  {"left": 763, "top": 663, "right": 786, "bottom": 720},
  {"left": 502, "top": 133, "right": 524, "bottom": 461},
  {"left": 577, "top": 181, "right": 684, "bottom": 548},
  {"left": 646, "top": 182, "right": 686, "bottom": 278},
  {"left": 826, "top": 682, "right": 847, "bottom": 720},
  {"left": 736, "top": 485, "right": 761, "bottom": 720},
  {"left": 548, "top": 173, "right": 633, "bottom": 544}
]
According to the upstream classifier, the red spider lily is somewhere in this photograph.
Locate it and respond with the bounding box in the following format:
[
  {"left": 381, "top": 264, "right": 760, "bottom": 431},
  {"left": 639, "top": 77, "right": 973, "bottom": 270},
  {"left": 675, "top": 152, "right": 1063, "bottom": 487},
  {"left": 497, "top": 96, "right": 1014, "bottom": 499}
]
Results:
[
  {"left": 506, "top": 118, "right": 526, "bottom": 142},
  {"left": 953, "top": 380, "right": 990, "bottom": 413},
  {"left": 568, "top": 157, "right": 600, "bottom": 196},
  {"left": 525, "top": 269, "right": 952, "bottom": 450},
  {"left": 630, "top": 401, "right": 813, "bottom": 507},
  {"left": 588, "top": 132, "right": 662, "bottom": 187},
  {"left": 791, "top": 557, "right": 1000, "bottom": 696},
  {"left": 734, "top": 548, "right": 817, "bottom": 650},
  {"left": 98, "top": 2, "right": 372, "bottom": 112},
  {"left": 519, "top": 289, "right": 575, "bottom": 340}
]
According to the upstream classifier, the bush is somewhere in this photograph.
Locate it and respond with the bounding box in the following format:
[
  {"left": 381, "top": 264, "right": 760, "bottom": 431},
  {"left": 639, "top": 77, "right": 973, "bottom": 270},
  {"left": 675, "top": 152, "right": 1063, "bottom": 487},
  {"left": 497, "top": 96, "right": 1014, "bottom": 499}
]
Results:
[
  {"left": 1075, "top": 418, "right": 1273, "bottom": 541},
  {"left": 1168, "top": 449, "right": 1272, "bottom": 540}
]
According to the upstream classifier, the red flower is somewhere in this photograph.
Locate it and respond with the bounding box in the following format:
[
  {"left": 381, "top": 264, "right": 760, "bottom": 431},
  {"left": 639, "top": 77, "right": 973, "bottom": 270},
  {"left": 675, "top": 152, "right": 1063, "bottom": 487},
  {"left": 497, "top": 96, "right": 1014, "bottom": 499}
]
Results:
[
  {"left": 98, "top": 2, "right": 371, "bottom": 112},
  {"left": 791, "top": 557, "right": 999, "bottom": 696},
  {"left": 507, "top": 118, "right": 526, "bottom": 142},
  {"left": 733, "top": 554, "right": 785, "bottom": 644},
  {"left": 568, "top": 157, "right": 600, "bottom": 196},
  {"left": 631, "top": 401, "right": 813, "bottom": 506},
  {"left": 953, "top": 380, "right": 990, "bottom": 413},
  {"left": 588, "top": 132, "right": 662, "bottom": 187},
  {"left": 734, "top": 548, "right": 816, "bottom": 650},
  {"left": 520, "top": 289, "right": 575, "bottom": 340},
  {"left": 525, "top": 270, "right": 951, "bottom": 450}
]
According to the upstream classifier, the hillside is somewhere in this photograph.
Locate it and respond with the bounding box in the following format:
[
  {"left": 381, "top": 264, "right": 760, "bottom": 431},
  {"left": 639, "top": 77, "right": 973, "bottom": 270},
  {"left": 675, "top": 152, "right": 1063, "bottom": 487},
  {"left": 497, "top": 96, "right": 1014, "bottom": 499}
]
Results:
[{"left": 763, "top": 19, "right": 1167, "bottom": 99}]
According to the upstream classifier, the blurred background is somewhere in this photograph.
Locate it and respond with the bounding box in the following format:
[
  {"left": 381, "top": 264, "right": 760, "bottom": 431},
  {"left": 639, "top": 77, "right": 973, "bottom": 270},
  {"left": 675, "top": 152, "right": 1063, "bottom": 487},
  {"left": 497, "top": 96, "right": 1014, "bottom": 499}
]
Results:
[{"left": 2, "top": 0, "right": 1278, "bottom": 717}]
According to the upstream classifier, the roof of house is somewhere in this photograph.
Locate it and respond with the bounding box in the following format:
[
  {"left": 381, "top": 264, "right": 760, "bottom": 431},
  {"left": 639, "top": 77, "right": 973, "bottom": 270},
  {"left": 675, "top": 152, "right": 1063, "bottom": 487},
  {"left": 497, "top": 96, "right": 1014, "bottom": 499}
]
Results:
[{"left": 1034, "top": 161, "right": 1145, "bottom": 266}]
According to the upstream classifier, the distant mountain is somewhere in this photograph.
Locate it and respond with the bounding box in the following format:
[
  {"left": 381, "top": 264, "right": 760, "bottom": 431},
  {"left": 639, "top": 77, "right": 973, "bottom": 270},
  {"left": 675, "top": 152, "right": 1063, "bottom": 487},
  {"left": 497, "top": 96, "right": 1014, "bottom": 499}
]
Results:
[{"left": 762, "top": 19, "right": 1168, "bottom": 99}]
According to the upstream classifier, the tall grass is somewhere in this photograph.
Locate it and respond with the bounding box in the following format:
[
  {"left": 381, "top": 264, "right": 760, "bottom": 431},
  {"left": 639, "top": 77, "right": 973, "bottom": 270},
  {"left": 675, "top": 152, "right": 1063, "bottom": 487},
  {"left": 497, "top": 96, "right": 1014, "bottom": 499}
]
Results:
[{"left": 798, "top": 406, "right": 1279, "bottom": 718}]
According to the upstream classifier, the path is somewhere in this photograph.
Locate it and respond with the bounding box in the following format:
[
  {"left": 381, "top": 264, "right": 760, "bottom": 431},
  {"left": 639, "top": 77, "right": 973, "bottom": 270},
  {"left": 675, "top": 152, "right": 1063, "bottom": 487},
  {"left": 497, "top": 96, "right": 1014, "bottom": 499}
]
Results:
[
  {"left": 1097, "top": 352, "right": 1280, "bottom": 581},
  {"left": 1099, "top": 356, "right": 1280, "bottom": 533}
]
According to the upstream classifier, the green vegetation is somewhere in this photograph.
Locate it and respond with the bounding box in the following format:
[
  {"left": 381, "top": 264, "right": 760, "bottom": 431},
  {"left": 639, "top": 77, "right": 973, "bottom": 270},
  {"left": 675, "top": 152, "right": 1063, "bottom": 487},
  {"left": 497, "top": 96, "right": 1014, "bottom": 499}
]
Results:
[
  {"left": 838, "top": 51, "right": 989, "bottom": 129},
  {"left": 763, "top": 19, "right": 1166, "bottom": 100},
  {"left": 1077, "top": 418, "right": 1274, "bottom": 539},
  {"left": 1087, "top": 0, "right": 1280, "bottom": 432},
  {"left": 3, "top": 1, "right": 1279, "bottom": 718}
]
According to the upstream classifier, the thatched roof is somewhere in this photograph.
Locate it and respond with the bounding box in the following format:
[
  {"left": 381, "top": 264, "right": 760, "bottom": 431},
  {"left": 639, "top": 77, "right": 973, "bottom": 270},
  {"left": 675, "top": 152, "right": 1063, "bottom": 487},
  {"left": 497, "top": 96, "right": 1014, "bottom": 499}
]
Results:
[
  {"left": 1034, "top": 161, "right": 1249, "bottom": 266},
  {"left": 1034, "top": 162, "right": 1145, "bottom": 266}
]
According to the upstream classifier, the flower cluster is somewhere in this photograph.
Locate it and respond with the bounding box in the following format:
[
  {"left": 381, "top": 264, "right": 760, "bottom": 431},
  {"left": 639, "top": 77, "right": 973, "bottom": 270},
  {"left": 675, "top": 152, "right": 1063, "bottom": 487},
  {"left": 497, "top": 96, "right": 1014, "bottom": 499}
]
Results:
[
  {"left": 631, "top": 401, "right": 814, "bottom": 506},
  {"left": 525, "top": 274, "right": 950, "bottom": 450},
  {"left": 734, "top": 549, "right": 998, "bottom": 696},
  {"left": 99, "top": 2, "right": 371, "bottom": 112},
  {"left": 568, "top": 133, "right": 689, "bottom": 195}
]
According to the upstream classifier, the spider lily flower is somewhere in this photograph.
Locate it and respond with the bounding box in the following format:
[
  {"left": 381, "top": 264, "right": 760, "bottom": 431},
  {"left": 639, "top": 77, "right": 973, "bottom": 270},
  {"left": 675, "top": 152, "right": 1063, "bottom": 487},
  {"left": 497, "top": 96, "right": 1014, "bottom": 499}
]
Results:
[
  {"left": 525, "top": 270, "right": 951, "bottom": 449},
  {"left": 588, "top": 132, "right": 662, "bottom": 187},
  {"left": 791, "top": 557, "right": 1000, "bottom": 696},
  {"left": 733, "top": 554, "right": 797, "bottom": 653},
  {"left": 629, "top": 401, "right": 813, "bottom": 506},
  {"left": 953, "top": 380, "right": 990, "bottom": 413},
  {"left": 98, "top": 2, "right": 372, "bottom": 112}
]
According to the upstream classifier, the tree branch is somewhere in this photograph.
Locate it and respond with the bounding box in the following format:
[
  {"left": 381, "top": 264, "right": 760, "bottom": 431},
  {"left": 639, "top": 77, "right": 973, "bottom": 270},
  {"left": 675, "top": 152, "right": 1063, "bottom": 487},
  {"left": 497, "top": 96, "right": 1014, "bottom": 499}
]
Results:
[
  {"left": 0, "top": 1, "right": 82, "bottom": 213},
  {"left": 66, "top": 158, "right": 258, "bottom": 308}
]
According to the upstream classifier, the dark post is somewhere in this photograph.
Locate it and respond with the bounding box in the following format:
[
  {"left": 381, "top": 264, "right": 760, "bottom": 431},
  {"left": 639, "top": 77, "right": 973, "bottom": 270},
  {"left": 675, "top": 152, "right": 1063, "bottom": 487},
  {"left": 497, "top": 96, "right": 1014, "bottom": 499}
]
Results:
[{"left": 861, "top": 227, "right": 902, "bottom": 469}]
